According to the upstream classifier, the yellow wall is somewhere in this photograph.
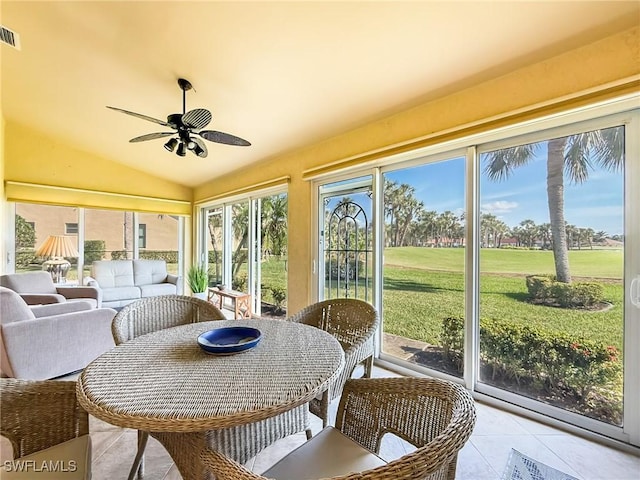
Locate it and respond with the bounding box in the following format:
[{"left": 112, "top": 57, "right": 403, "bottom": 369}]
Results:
[
  {"left": 4, "top": 121, "right": 192, "bottom": 210},
  {"left": 193, "top": 26, "right": 640, "bottom": 314},
  {"left": 1, "top": 114, "right": 6, "bottom": 274}
]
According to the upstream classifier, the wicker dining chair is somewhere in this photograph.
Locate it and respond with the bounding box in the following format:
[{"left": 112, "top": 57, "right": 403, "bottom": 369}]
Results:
[
  {"left": 0, "top": 378, "right": 92, "bottom": 479},
  {"left": 201, "top": 376, "right": 477, "bottom": 480},
  {"left": 288, "top": 298, "right": 379, "bottom": 427},
  {"left": 111, "top": 294, "right": 226, "bottom": 480}
]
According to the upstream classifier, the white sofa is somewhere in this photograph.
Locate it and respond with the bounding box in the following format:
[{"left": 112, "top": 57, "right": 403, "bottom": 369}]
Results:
[{"left": 84, "top": 260, "right": 181, "bottom": 308}]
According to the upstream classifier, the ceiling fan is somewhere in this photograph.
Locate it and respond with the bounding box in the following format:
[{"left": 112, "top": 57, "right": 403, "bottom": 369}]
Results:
[{"left": 107, "top": 78, "right": 250, "bottom": 158}]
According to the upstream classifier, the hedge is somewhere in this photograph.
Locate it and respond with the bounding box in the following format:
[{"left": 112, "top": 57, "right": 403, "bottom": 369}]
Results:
[
  {"left": 526, "top": 274, "right": 604, "bottom": 308},
  {"left": 440, "top": 316, "right": 621, "bottom": 403}
]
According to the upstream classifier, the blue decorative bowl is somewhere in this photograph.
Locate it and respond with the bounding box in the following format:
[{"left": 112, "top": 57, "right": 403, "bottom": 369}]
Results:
[{"left": 197, "top": 327, "right": 262, "bottom": 355}]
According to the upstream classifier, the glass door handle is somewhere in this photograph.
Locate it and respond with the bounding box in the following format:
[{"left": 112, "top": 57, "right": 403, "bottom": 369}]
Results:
[{"left": 631, "top": 275, "right": 640, "bottom": 308}]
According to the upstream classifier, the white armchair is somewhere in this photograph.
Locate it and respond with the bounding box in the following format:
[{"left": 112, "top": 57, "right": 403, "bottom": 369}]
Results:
[{"left": 0, "top": 287, "right": 116, "bottom": 379}]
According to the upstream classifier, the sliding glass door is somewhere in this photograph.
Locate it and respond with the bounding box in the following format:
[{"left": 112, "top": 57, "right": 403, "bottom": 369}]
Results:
[
  {"left": 314, "top": 105, "right": 639, "bottom": 446},
  {"left": 202, "top": 189, "right": 288, "bottom": 317},
  {"left": 477, "top": 117, "right": 637, "bottom": 440},
  {"left": 381, "top": 156, "right": 466, "bottom": 377}
]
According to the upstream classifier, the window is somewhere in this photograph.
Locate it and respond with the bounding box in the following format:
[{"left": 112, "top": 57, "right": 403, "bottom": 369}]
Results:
[
  {"left": 14, "top": 205, "right": 79, "bottom": 280},
  {"left": 138, "top": 224, "right": 147, "bottom": 249},
  {"left": 13, "top": 205, "right": 184, "bottom": 282}
]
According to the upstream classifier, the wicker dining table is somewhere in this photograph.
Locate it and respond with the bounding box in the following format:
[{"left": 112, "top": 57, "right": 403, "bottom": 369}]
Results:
[{"left": 76, "top": 318, "right": 345, "bottom": 480}]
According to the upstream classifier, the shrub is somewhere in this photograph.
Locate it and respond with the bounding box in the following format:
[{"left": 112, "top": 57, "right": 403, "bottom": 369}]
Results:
[
  {"left": 440, "top": 315, "right": 621, "bottom": 413},
  {"left": 526, "top": 275, "right": 604, "bottom": 308},
  {"left": 15, "top": 215, "right": 36, "bottom": 249},
  {"left": 84, "top": 240, "right": 105, "bottom": 264},
  {"left": 478, "top": 317, "right": 621, "bottom": 401},
  {"left": 232, "top": 273, "right": 247, "bottom": 292},
  {"left": 270, "top": 286, "right": 287, "bottom": 313},
  {"left": 139, "top": 250, "right": 179, "bottom": 263},
  {"left": 111, "top": 250, "right": 128, "bottom": 260},
  {"left": 525, "top": 275, "right": 555, "bottom": 300},
  {"left": 324, "top": 257, "right": 365, "bottom": 281},
  {"left": 440, "top": 316, "right": 464, "bottom": 372},
  {"left": 16, "top": 249, "right": 37, "bottom": 268}
]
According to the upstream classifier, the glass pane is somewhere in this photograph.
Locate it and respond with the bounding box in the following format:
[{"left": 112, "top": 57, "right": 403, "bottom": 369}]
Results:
[
  {"left": 381, "top": 158, "right": 466, "bottom": 377},
  {"left": 231, "top": 202, "right": 250, "bottom": 292},
  {"left": 321, "top": 179, "right": 373, "bottom": 303},
  {"left": 206, "top": 207, "right": 223, "bottom": 287},
  {"left": 138, "top": 213, "right": 180, "bottom": 275},
  {"left": 479, "top": 125, "right": 624, "bottom": 426},
  {"left": 15, "top": 204, "right": 79, "bottom": 283},
  {"left": 84, "top": 209, "right": 134, "bottom": 278},
  {"left": 259, "top": 193, "right": 288, "bottom": 318}
]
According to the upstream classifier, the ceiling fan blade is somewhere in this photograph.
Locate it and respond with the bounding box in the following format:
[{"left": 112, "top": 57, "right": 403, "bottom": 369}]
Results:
[
  {"left": 199, "top": 130, "right": 251, "bottom": 146},
  {"left": 107, "top": 106, "right": 171, "bottom": 127},
  {"left": 182, "top": 108, "right": 212, "bottom": 129},
  {"left": 129, "top": 132, "right": 175, "bottom": 143},
  {"left": 191, "top": 137, "right": 208, "bottom": 158}
]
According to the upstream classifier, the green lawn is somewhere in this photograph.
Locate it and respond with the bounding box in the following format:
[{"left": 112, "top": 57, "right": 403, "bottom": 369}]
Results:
[
  {"left": 382, "top": 247, "right": 624, "bottom": 351},
  {"left": 384, "top": 246, "right": 623, "bottom": 279}
]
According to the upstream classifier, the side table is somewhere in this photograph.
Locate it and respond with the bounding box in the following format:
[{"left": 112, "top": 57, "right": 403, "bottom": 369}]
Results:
[{"left": 207, "top": 287, "right": 252, "bottom": 319}]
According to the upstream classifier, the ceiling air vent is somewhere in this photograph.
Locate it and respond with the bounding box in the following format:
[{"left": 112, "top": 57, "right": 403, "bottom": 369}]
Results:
[{"left": 0, "top": 25, "right": 21, "bottom": 50}]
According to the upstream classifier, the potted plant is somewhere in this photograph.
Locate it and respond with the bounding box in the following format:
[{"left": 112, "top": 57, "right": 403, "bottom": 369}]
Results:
[{"left": 187, "top": 264, "right": 209, "bottom": 300}]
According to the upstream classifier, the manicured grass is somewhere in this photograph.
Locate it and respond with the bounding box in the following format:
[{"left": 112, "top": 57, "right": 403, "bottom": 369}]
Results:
[
  {"left": 382, "top": 251, "right": 624, "bottom": 352},
  {"left": 384, "top": 246, "right": 623, "bottom": 279}
]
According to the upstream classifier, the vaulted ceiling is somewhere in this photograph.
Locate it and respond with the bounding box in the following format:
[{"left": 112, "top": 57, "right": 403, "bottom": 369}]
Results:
[{"left": 2, "top": 1, "right": 638, "bottom": 187}]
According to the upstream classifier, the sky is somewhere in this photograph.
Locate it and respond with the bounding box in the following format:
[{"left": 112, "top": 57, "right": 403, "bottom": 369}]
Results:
[
  {"left": 326, "top": 145, "right": 625, "bottom": 237},
  {"left": 387, "top": 153, "right": 624, "bottom": 236}
]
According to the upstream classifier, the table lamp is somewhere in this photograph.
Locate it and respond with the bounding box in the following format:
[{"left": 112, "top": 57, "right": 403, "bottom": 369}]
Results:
[{"left": 35, "top": 235, "right": 79, "bottom": 284}]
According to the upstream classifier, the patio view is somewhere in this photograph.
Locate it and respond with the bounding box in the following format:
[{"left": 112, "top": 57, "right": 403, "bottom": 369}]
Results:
[{"left": 324, "top": 124, "right": 625, "bottom": 427}]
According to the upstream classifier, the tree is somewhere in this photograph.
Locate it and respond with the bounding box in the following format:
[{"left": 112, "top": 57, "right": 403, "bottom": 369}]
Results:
[
  {"left": 538, "top": 223, "right": 552, "bottom": 250},
  {"left": 384, "top": 181, "right": 417, "bottom": 247},
  {"left": 593, "top": 230, "right": 608, "bottom": 244},
  {"left": 231, "top": 203, "right": 249, "bottom": 279},
  {"left": 207, "top": 210, "right": 223, "bottom": 282},
  {"left": 519, "top": 219, "right": 538, "bottom": 248},
  {"left": 484, "top": 126, "right": 623, "bottom": 283},
  {"left": 15, "top": 215, "right": 36, "bottom": 249},
  {"left": 261, "top": 194, "right": 287, "bottom": 257}
]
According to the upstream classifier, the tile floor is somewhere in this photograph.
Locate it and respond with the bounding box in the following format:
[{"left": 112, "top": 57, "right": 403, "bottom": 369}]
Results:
[
  {"left": 2, "top": 365, "right": 638, "bottom": 479},
  {"left": 83, "top": 365, "right": 640, "bottom": 480}
]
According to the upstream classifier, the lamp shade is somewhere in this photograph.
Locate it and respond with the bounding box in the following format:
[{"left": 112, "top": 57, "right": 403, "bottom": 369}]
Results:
[{"left": 35, "top": 235, "right": 79, "bottom": 258}]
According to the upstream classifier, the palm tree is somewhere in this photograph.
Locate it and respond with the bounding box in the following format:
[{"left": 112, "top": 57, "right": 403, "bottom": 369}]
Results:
[
  {"left": 519, "top": 219, "right": 538, "bottom": 248},
  {"left": 538, "top": 223, "right": 552, "bottom": 250},
  {"left": 484, "top": 126, "right": 623, "bottom": 283},
  {"left": 593, "top": 230, "right": 608, "bottom": 244},
  {"left": 261, "top": 194, "right": 288, "bottom": 257},
  {"left": 207, "top": 209, "right": 223, "bottom": 283},
  {"left": 231, "top": 203, "right": 249, "bottom": 279}
]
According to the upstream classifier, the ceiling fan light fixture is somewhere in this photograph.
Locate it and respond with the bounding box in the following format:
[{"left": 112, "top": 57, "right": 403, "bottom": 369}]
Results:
[
  {"left": 176, "top": 142, "right": 186, "bottom": 157},
  {"left": 192, "top": 143, "right": 205, "bottom": 156},
  {"left": 164, "top": 138, "right": 178, "bottom": 152}
]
